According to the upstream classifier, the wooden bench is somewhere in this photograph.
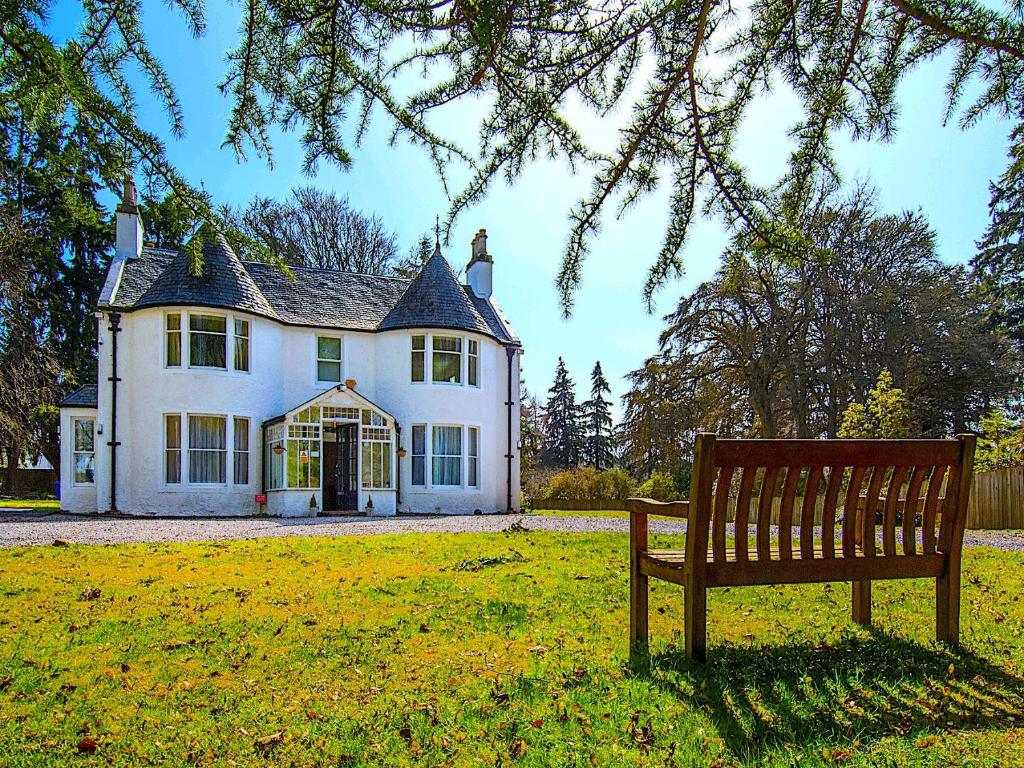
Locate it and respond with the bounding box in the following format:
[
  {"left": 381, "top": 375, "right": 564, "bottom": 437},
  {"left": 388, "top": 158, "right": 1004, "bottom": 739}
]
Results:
[{"left": 628, "top": 433, "right": 977, "bottom": 662}]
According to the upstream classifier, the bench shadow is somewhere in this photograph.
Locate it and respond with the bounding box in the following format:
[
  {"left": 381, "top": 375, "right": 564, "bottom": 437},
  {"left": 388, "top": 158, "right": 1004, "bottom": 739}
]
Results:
[{"left": 633, "top": 631, "right": 1024, "bottom": 760}]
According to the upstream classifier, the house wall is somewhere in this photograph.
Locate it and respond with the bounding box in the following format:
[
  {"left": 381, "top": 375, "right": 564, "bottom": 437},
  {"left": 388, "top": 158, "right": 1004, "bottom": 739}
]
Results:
[
  {"left": 79, "top": 306, "right": 520, "bottom": 516},
  {"left": 59, "top": 406, "right": 98, "bottom": 513}
]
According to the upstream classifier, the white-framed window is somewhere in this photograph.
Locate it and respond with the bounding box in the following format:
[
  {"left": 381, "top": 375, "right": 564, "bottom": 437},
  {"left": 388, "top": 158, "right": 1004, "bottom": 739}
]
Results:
[
  {"left": 286, "top": 422, "right": 320, "bottom": 489},
  {"left": 188, "top": 414, "right": 227, "bottom": 484},
  {"left": 189, "top": 314, "right": 227, "bottom": 369},
  {"left": 233, "top": 417, "right": 250, "bottom": 485},
  {"left": 411, "top": 335, "right": 426, "bottom": 382},
  {"left": 165, "top": 414, "right": 181, "bottom": 484},
  {"left": 234, "top": 319, "right": 250, "bottom": 372},
  {"left": 317, "top": 336, "right": 342, "bottom": 383},
  {"left": 361, "top": 428, "right": 392, "bottom": 489},
  {"left": 72, "top": 417, "right": 95, "bottom": 485},
  {"left": 432, "top": 425, "right": 462, "bottom": 486},
  {"left": 432, "top": 336, "right": 463, "bottom": 384},
  {"left": 265, "top": 424, "right": 285, "bottom": 491},
  {"left": 411, "top": 425, "right": 426, "bottom": 486},
  {"left": 166, "top": 313, "right": 182, "bottom": 367},
  {"left": 468, "top": 339, "right": 479, "bottom": 387},
  {"left": 468, "top": 426, "right": 480, "bottom": 488}
]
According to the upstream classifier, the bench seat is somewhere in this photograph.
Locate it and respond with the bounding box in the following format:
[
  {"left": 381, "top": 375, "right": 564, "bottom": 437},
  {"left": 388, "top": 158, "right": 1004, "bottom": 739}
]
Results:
[
  {"left": 641, "top": 548, "right": 946, "bottom": 587},
  {"left": 629, "top": 433, "right": 977, "bottom": 661}
]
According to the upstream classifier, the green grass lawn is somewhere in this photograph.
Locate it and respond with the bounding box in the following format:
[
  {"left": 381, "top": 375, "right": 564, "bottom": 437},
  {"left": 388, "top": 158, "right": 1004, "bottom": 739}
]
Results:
[
  {"left": 1, "top": 532, "right": 1022, "bottom": 767},
  {"left": 0, "top": 499, "right": 59, "bottom": 511},
  {"left": 531, "top": 508, "right": 629, "bottom": 518}
]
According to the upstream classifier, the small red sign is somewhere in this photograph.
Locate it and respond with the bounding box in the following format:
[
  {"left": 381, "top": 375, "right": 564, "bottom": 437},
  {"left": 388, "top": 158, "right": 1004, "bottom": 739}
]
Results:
[{"left": 255, "top": 493, "right": 267, "bottom": 504}]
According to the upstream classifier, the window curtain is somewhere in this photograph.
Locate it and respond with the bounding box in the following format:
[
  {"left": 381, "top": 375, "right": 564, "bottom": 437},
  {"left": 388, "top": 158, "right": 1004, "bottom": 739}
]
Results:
[
  {"left": 189, "top": 315, "right": 226, "bottom": 368},
  {"left": 411, "top": 425, "right": 426, "bottom": 485},
  {"left": 432, "top": 336, "right": 462, "bottom": 383},
  {"left": 432, "top": 426, "right": 462, "bottom": 486},
  {"left": 189, "top": 415, "right": 226, "bottom": 483}
]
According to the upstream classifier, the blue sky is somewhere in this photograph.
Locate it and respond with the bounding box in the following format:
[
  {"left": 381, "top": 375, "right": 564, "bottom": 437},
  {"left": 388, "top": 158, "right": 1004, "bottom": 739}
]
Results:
[{"left": 48, "top": 2, "right": 1014, "bottom": 416}]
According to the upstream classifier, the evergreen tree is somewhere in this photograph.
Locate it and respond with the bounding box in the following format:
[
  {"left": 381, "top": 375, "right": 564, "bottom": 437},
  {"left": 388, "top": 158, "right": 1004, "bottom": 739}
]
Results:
[
  {"left": 838, "top": 369, "right": 912, "bottom": 439},
  {"left": 583, "top": 361, "right": 615, "bottom": 470},
  {"left": 542, "top": 358, "right": 582, "bottom": 468},
  {"left": 8, "top": 1, "right": 1024, "bottom": 296}
]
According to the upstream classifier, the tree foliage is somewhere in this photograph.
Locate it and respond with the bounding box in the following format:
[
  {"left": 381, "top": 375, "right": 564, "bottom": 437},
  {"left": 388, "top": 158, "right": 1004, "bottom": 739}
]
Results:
[
  {"left": 838, "top": 369, "right": 912, "bottom": 438},
  {"left": 582, "top": 361, "right": 614, "bottom": 470},
  {"left": 542, "top": 357, "right": 583, "bottom": 468},
  {"left": 975, "top": 407, "right": 1024, "bottom": 471},
  {"left": 6, "top": 0, "right": 1024, "bottom": 297},
  {"left": 618, "top": 186, "right": 1021, "bottom": 471},
  {"left": 224, "top": 187, "right": 401, "bottom": 273}
]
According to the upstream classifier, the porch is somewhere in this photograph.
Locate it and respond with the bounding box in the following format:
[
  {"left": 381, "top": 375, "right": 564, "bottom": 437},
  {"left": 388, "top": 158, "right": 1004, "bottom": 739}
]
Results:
[{"left": 261, "top": 386, "right": 398, "bottom": 517}]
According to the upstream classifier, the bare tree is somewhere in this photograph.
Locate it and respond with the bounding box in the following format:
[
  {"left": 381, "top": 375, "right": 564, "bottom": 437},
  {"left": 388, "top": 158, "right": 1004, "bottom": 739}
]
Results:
[{"left": 228, "top": 187, "right": 400, "bottom": 274}]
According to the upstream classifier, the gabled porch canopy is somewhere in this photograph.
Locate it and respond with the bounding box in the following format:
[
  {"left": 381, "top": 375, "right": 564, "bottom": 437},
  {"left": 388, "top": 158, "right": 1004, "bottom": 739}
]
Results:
[
  {"left": 262, "top": 384, "right": 397, "bottom": 430},
  {"left": 261, "top": 385, "right": 398, "bottom": 512}
]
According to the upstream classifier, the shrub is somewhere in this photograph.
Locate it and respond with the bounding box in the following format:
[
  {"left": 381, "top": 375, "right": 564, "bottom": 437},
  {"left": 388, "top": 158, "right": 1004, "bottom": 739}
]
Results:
[
  {"left": 636, "top": 471, "right": 678, "bottom": 501},
  {"left": 539, "top": 466, "right": 637, "bottom": 501}
]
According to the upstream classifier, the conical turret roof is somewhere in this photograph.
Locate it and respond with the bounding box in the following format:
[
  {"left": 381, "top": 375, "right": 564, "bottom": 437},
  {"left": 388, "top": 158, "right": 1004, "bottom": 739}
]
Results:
[
  {"left": 378, "top": 243, "right": 493, "bottom": 336},
  {"left": 134, "top": 226, "right": 276, "bottom": 319}
]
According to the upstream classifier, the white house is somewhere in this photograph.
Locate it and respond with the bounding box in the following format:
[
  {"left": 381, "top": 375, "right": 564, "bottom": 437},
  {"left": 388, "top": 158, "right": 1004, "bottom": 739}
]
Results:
[{"left": 58, "top": 180, "right": 522, "bottom": 517}]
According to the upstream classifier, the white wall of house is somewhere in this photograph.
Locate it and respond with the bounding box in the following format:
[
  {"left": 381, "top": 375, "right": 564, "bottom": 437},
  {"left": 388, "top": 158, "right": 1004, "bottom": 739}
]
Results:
[{"left": 68, "top": 305, "right": 520, "bottom": 516}]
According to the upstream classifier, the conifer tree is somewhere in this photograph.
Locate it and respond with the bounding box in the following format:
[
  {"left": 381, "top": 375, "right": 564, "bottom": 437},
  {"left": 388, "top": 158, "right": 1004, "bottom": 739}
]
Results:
[
  {"left": 583, "top": 361, "right": 615, "bottom": 470},
  {"left": 542, "top": 358, "right": 582, "bottom": 468}
]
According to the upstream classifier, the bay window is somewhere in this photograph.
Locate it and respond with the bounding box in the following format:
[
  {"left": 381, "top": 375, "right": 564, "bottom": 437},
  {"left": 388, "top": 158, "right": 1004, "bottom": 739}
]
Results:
[
  {"left": 188, "top": 414, "right": 227, "bottom": 484},
  {"left": 432, "top": 336, "right": 462, "bottom": 384},
  {"left": 468, "top": 340, "right": 479, "bottom": 387},
  {"left": 189, "top": 314, "right": 227, "bottom": 369},
  {"left": 411, "top": 335, "right": 425, "bottom": 382},
  {"left": 233, "top": 417, "right": 250, "bottom": 484},
  {"left": 72, "top": 418, "right": 95, "bottom": 485},
  {"left": 165, "top": 414, "right": 181, "bottom": 484},
  {"left": 166, "top": 314, "right": 182, "bottom": 367},
  {"left": 411, "top": 425, "right": 426, "bottom": 486},
  {"left": 317, "top": 336, "right": 342, "bottom": 383},
  {"left": 468, "top": 427, "right": 480, "bottom": 488},
  {"left": 234, "top": 319, "right": 250, "bottom": 372},
  {"left": 432, "top": 425, "right": 462, "bottom": 486}
]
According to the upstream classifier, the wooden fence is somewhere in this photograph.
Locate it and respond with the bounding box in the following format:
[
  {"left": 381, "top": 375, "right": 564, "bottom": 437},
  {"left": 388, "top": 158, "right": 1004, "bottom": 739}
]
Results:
[
  {"left": 535, "top": 465, "right": 1024, "bottom": 529},
  {"left": 967, "top": 466, "right": 1024, "bottom": 529}
]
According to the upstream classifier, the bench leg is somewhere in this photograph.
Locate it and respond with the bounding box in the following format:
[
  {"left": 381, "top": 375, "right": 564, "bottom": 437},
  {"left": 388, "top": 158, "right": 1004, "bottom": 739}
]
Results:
[
  {"left": 630, "top": 560, "right": 648, "bottom": 654},
  {"left": 936, "top": 571, "right": 960, "bottom": 645},
  {"left": 852, "top": 581, "right": 871, "bottom": 626},
  {"left": 684, "top": 578, "right": 707, "bottom": 663}
]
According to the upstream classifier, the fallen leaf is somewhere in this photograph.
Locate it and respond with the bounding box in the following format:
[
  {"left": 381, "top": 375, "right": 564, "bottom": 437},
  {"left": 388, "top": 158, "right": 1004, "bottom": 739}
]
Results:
[
  {"left": 254, "top": 731, "right": 284, "bottom": 754},
  {"left": 77, "top": 738, "right": 98, "bottom": 755},
  {"left": 509, "top": 738, "right": 527, "bottom": 758}
]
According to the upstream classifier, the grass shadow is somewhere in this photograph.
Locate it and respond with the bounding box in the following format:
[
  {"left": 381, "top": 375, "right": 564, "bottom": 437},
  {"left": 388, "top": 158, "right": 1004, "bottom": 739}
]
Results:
[{"left": 636, "top": 630, "right": 1024, "bottom": 760}]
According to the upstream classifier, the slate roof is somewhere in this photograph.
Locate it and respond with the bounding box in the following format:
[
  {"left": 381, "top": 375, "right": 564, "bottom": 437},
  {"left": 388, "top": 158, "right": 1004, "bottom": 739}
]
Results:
[
  {"left": 59, "top": 384, "right": 98, "bottom": 409},
  {"left": 379, "top": 246, "right": 494, "bottom": 337},
  {"left": 132, "top": 227, "right": 276, "bottom": 319},
  {"left": 102, "top": 235, "right": 519, "bottom": 345}
]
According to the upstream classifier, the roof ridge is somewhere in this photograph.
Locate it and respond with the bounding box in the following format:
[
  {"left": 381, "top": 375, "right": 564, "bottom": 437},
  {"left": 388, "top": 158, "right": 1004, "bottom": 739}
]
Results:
[{"left": 242, "top": 260, "right": 412, "bottom": 282}]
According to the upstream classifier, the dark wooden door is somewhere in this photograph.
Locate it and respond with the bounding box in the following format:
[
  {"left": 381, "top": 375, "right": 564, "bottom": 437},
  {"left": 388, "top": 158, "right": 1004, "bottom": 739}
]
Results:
[{"left": 323, "top": 423, "right": 358, "bottom": 512}]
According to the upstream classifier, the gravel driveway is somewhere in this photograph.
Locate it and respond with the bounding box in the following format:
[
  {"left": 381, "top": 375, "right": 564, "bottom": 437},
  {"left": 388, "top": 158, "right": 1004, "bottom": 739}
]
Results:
[{"left": 1, "top": 510, "right": 1022, "bottom": 550}]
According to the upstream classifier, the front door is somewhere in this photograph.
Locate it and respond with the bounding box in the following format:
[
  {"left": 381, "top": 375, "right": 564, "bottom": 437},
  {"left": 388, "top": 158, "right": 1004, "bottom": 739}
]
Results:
[{"left": 322, "top": 423, "right": 358, "bottom": 512}]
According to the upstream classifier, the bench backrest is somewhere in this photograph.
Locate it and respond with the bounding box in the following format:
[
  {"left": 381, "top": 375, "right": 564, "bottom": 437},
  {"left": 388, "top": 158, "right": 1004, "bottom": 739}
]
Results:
[{"left": 687, "top": 434, "right": 977, "bottom": 566}]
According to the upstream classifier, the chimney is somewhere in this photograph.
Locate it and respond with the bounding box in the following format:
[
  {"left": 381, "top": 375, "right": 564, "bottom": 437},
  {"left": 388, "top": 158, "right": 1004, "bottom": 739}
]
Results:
[
  {"left": 465, "top": 228, "right": 493, "bottom": 299},
  {"left": 114, "top": 175, "right": 143, "bottom": 260}
]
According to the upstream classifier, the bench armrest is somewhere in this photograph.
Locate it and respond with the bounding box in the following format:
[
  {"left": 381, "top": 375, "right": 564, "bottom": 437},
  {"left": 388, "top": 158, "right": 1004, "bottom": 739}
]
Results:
[{"left": 626, "top": 498, "right": 690, "bottom": 519}]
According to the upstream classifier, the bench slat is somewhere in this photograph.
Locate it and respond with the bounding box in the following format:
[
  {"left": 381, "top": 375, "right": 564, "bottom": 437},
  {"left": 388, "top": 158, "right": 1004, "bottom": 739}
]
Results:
[
  {"left": 713, "top": 439, "right": 962, "bottom": 468},
  {"left": 800, "top": 467, "right": 823, "bottom": 559},
  {"left": 756, "top": 466, "right": 780, "bottom": 562}
]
